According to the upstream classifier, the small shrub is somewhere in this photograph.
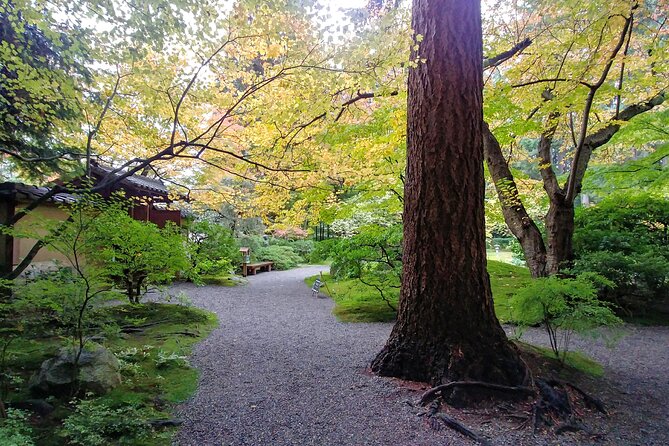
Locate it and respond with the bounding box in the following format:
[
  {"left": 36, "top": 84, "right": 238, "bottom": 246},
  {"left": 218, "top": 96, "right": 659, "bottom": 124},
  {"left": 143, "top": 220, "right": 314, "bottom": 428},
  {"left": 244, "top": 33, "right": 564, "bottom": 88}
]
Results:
[
  {"left": 188, "top": 221, "right": 238, "bottom": 278},
  {"left": 61, "top": 399, "right": 150, "bottom": 445},
  {"left": 255, "top": 245, "right": 303, "bottom": 270},
  {"left": 236, "top": 234, "right": 266, "bottom": 254},
  {"left": 270, "top": 238, "right": 314, "bottom": 259},
  {"left": 154, "top": 350, "right": 189, "bottom": 369},
  {"left": 272, "top": 227, "right": 308, "bottom": 240},
  {"left": 512, "top": 275, "right": 622, "bottom": 362},
  {"left": 90, "top": 214, "right": 189, "bottom": 303},
  {"left": 0, "top": 409, "right": 35, "bottom": 446}
]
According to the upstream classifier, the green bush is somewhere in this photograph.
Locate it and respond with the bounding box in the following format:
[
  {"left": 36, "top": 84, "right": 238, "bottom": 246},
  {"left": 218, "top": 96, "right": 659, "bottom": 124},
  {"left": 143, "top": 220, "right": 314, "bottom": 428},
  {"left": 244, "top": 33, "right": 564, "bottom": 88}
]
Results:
[
  {"left": 236, "top": 234, "right": 266, "bottom": 254},
  {"left": 573, "top": 192, "right": 669, "bottom": 316},
  {"left": 269, "top": 238, "right": 314, "bottom": 260},
  {"left": 61, "top": 400, "right": 151, "bottom": 445},
  {"left": 188, "top": 221, "right": 238, "bottom": 277},
  {"left": 328, "top": 224, "right": 401, "bottom": 312},
  {"left": 255, "top": 245, "right": 303, "bottom": 270},
  {"left": 309, "top": 239, "right": 339, "bottom": 263},
  {"left": 511, "top": 274, "right": 622, "bottom": 362},
  {"left": 89, "top": 213, "right": 189, "bottom": 303},
  {"left": 0, "top": 409, "right": 35, "bottom": 446}
]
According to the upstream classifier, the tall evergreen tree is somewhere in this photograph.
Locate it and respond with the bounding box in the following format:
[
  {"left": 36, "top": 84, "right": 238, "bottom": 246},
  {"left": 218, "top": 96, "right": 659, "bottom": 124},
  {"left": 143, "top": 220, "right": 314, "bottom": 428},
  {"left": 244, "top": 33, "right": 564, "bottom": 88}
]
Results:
[{"left": 371, "top": 0, "right": 526, "bottom": 386}]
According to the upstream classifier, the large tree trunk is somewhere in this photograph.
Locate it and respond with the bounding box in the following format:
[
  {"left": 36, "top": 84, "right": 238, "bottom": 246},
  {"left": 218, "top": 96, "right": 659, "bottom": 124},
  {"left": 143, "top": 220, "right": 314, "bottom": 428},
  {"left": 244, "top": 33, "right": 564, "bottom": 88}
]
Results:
[{"left": 371, "top": 0, "right": 526, "bottom": 387}]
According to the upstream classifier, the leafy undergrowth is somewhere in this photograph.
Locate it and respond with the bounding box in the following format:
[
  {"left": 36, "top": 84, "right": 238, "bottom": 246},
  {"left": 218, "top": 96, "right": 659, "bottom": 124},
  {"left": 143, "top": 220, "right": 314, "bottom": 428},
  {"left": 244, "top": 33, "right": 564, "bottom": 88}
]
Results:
[
  {"left": 2, "top": 303, "right": 217, "bottom": 446},
  {"left": 306, "top": 260, "right": 532, "bottom": 323},
  {"left": 306, "top": 272, "right": 398, "bottom": 322}
]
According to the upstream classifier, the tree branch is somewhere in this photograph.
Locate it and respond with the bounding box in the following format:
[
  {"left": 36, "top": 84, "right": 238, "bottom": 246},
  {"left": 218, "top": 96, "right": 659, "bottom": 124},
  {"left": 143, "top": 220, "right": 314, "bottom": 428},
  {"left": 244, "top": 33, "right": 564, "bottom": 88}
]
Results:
[
  {"left": 483, "top": 38, "right": 532, "bottom": 69},
  {"left": 85, "top": 67, "right": 128, "bottom": 176},
  {"left": 565, "top": 91, "right": 666, "bottom": 199},
  {"left": 537, "top": 114, "right": 562, "bottom": 200},
  {"left": 565, "top": 10, "right": 635, "bottom": 202},
  {"left": 483, "top": 123, "right": 547, "bottom": 278}
]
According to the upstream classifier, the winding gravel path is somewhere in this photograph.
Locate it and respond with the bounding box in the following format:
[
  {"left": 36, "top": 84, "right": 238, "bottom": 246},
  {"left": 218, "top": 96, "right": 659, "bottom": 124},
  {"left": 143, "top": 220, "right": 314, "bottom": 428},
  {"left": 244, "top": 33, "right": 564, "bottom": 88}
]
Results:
[{"left": 173, "top": 266, "right": 669, "bottom": 446}]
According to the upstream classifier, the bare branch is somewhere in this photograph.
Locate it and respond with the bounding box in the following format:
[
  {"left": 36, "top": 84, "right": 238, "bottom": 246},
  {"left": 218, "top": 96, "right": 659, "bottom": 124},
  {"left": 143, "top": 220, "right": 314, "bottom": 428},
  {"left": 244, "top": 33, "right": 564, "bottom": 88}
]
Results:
[
  {"left": 85, "top": 67, "right": 128, "bottom": 175},
  {"left": 483, "top": 38, "right": 532, "bottom": 69},
  {"left": 0, "top": 148, "right": 85, "bottom": 163}
]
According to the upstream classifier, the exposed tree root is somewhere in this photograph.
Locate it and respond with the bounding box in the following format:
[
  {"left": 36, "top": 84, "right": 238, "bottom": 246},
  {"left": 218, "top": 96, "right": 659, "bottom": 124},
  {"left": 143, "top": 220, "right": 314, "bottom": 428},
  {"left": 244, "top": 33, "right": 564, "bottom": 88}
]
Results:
[
  {"left": 158, "top": 331, "right": 199, "bottom": 338},
  {"left": 555, "top": 421, "right": 590, "bottom": 435},
  {"left": 418, "top": 377, "right": 607, "bottom": 439},
  {"left": 419, "top": 380, "right": 535, "bottom": 405},
  {"left": 555, "top": 379, "right": 607, "bottom": 415},
  {"left": 421, "top": 402, "right": 491, "bottom": 445},
  {"left": 431, "top": 412, "right": 492, "bottom": 445}
]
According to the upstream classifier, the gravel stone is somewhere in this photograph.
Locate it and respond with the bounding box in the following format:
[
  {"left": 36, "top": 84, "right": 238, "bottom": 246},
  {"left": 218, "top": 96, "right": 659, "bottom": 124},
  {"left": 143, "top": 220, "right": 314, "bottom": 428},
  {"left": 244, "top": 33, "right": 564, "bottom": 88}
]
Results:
[{"left": 172, "top": 266, "right": 669, "bottom": 446}]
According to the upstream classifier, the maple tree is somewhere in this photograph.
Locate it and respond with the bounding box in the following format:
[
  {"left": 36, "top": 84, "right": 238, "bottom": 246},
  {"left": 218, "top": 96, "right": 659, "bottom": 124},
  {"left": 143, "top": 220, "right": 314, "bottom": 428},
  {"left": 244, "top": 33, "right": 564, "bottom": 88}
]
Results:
[
  {"left": 482, "top": 0, "right": 668, "bottom": 277},
  {"left": 1, "top": 0, "right": 372, "bottom": 277},
  {"left": 2, "top": 0, "right": 667, "bottom": 279}
]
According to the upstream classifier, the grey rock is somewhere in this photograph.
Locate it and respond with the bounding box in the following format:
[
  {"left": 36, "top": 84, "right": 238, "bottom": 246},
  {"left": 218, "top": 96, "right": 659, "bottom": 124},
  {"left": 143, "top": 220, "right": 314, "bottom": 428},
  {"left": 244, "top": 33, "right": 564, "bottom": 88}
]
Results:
[{"left": 29, "top": 343, "right": 121, "bottom": 397}]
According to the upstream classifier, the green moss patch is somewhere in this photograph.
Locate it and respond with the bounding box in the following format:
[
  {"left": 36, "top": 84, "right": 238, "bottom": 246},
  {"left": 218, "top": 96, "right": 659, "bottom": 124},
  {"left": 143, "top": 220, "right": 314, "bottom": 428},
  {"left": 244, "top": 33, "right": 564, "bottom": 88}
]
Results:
[
  {"left": 517, "top": 342, "right": 604, "bottom": 377},
  {"left": 2, "top": 303, "right": 218, "bottom": 446}
]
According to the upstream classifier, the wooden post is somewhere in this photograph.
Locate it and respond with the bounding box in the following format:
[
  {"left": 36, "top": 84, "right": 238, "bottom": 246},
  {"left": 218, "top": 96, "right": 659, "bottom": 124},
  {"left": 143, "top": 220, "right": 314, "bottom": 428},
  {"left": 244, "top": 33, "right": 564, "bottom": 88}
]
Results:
[
  {"left": 0, "top": 195, "right": 15, "bottom": 277},
  {"left": 240, "top": 247, "right": 251, "bottom": 277}
]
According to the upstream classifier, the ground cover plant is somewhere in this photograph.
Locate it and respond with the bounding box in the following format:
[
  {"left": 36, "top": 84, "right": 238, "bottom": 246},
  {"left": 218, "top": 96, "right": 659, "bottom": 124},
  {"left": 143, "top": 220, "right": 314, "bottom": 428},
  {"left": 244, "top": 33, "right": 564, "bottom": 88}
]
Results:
[{"left": 0, "top": 302, "right": 217, "bottom": 445}]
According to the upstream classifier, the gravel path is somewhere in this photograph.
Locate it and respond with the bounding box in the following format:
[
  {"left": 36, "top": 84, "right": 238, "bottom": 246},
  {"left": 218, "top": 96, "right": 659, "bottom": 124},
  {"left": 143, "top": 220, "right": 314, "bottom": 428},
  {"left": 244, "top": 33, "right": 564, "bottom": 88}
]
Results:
[{"left": 173, "top": 266, "right": 669, "bottom": 446}]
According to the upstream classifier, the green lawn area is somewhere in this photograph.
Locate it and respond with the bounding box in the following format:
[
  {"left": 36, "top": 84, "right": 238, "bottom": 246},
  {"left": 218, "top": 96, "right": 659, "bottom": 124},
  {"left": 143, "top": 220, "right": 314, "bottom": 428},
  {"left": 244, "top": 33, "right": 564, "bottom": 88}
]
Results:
[
  {"left": 516, "top": 342, "right": 604, "bottom": 377},
  {"left": 486, "top": 249, "right": 515, "bottom": 264},
  {"left": 306, "top": 259, "right": 532, "bottom": 323},
  {"left": 487, "top": 259, "right": 533, "bottom": 322}
]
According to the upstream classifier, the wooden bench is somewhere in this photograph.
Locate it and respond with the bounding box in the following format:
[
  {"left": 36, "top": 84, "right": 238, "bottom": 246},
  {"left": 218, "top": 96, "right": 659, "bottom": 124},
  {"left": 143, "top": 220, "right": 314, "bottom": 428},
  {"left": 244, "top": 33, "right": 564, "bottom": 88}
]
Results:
[{"left": 242, "top": 261, "right": 274, "bottom": 276}]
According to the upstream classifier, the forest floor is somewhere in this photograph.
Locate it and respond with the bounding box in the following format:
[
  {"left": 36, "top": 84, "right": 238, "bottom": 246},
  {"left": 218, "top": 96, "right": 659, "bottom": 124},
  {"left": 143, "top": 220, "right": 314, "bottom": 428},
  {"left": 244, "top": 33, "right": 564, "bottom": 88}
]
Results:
[{"left": 172, "top": 266, "right": 669, "bottom": 446}]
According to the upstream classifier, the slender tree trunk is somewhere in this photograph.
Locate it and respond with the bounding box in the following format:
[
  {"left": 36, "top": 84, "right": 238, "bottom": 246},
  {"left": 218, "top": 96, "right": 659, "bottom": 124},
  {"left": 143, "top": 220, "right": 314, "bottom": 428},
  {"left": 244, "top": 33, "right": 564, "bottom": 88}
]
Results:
[
  {"left": 545, "top": 199, "right": 575, "bottom": 275},
  {"left": 483, "top": 124, "right": 547, "bottom": 278},
  {"left": 371, "top": 0, "right": 526, "bottom": 387}
]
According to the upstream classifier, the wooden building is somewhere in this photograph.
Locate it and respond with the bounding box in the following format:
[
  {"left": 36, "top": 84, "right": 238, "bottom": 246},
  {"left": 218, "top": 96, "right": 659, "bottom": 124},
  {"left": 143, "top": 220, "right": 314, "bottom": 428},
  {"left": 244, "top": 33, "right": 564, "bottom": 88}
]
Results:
[{"left": 0, "top": 166, "right": 181, "bottom": 275}]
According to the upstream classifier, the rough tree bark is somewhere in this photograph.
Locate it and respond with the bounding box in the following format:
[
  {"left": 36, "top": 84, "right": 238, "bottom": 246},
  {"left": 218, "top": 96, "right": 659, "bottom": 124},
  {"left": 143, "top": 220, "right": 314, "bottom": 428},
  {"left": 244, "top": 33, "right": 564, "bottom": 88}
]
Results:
[{"left": 371, "top": 0, "right": 526, "bottom": 387}]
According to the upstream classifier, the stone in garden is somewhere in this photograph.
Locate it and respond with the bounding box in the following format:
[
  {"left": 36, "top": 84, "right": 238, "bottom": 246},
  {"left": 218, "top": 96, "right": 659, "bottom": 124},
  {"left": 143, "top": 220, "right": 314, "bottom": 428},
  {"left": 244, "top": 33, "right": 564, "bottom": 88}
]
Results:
[{"left": 29, "top": 343, "right": 121, "bottom": 397}]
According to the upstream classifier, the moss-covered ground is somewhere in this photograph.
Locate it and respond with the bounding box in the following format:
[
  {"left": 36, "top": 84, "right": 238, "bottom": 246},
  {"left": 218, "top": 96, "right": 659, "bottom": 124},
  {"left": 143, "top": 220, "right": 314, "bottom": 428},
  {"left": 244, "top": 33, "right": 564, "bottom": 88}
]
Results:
[{"left": 2, "top": 302, "right": 217, "bottom": 445}]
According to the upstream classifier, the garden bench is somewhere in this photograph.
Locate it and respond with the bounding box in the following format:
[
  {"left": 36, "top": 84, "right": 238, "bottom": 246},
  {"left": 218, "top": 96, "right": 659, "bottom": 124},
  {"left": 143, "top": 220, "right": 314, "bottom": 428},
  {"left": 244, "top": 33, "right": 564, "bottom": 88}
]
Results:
[{"left": 242, "top": 261, "right": 274, "bottom": 276}]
